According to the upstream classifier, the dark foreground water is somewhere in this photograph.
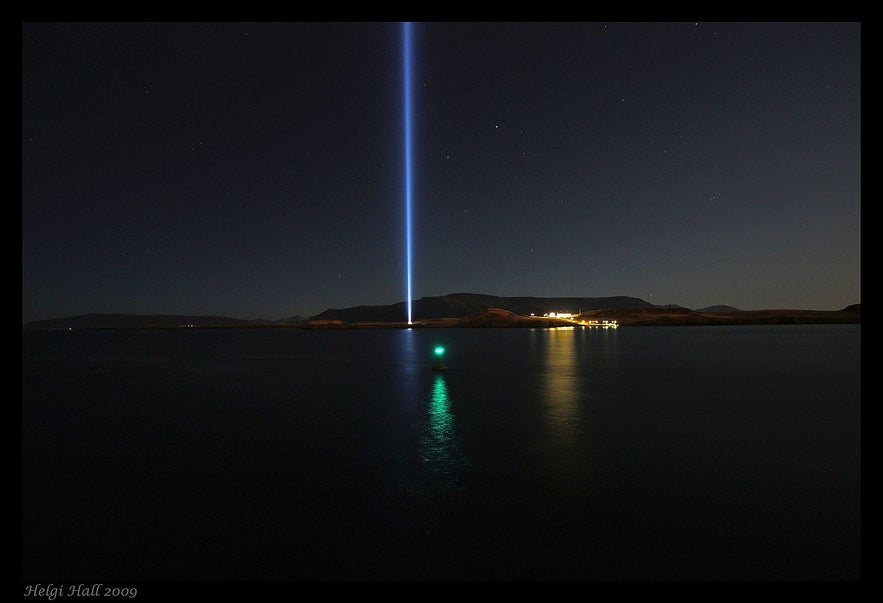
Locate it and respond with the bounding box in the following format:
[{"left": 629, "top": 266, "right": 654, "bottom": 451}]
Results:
[{"left": 22, "top": 325, "right": 860, "bottom": 580}]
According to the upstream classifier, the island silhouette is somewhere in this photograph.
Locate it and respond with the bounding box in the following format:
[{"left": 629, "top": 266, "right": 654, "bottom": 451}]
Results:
[{"left": 23, "top": 293, "right": 860, "bottom": 330}]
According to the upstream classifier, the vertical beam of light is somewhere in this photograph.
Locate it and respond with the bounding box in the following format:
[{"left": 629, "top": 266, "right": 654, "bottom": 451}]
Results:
[{"left": 402, "top": 21, "right": 414, "bottom": 324}]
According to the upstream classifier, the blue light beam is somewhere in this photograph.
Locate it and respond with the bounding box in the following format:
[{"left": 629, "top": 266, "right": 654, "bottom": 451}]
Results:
[{"left": 403, "top": 21, "right": 414, "bottom": 324}]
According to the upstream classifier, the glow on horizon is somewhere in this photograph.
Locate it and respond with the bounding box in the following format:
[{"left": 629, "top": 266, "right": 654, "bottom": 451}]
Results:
[{"left": 402, "top": 22, "right": 414, "bottom": 324}]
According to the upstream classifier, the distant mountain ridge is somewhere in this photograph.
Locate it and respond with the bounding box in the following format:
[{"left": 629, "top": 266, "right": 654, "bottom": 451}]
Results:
[
  {"left": 310, "top": 293, "right": 653, "bottom": 323},
  {"left": 21, "top": 295, "right": 652, "bottom": 329},
  {"left": 22, "top": 313, "right": 272, "bottom": 330},
  {"left": 22, "top": 298, "right": 861, "bottom": 329},
  {"left": 696, "top": 305, "right": 742, "bottom": 312}
]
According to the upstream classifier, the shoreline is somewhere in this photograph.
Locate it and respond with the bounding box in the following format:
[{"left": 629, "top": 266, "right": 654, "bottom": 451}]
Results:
[{"left": 23, "top": 307, "right": 861, "bottom": 331}]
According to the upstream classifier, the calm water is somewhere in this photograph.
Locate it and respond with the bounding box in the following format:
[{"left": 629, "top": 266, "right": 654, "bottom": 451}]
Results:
[{"left": 22, "top": 325, "right": 861, "bottom": 580}]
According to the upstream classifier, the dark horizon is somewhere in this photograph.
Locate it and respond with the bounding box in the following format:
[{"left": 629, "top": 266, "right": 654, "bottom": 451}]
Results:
[{"left": 21, "top": 291, "right": 861, "bottom": 328}]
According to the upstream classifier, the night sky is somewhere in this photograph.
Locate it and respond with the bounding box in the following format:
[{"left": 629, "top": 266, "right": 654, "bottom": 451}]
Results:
[{"left": 22, "top": 22, "right": 861, "bottom": 323}]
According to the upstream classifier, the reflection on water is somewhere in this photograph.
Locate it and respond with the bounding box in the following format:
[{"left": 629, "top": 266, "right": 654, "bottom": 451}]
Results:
[
  {"left": 392, "top": 329, "right": 423, "bottom": 413},
  {"left": 427, "top": 375, "right": 453, "bottom": 450},
  {"left": 22, "top": 326, "right": 860, "bottom": 580},
  {"left": 542, "top": 328, "right": 580, "bottom": 442},
  {"left": 419, "top": 373, "right": 468, "bottom": 491}
]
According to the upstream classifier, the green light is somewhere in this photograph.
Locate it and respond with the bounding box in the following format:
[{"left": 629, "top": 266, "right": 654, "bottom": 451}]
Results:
[{"left": 434, "top": 346, "right": 445, "bottom": 356}]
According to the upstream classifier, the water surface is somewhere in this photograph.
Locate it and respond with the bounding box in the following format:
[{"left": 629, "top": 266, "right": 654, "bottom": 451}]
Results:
[{"left": 22, "top": 325, "right": 861, "bottom": 580}]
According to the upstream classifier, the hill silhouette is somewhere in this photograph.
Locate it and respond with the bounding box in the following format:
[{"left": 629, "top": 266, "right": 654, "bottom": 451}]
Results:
[
  {"left": 22, "top": 298, "right": 860, "bottom": 330},
  {"left": 311, "top": 293, "right": 652, "bottom": 322},
  {"left": 695, "top": 304, "right": 742, "bottom": 312}
]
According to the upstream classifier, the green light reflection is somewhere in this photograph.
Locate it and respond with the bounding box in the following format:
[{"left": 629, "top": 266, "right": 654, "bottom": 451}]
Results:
[
  {"left": 419, "top": 373, "right": 467, "bottom": 490},
  {"left": 429, "top": 374, "right": 453, "bottom": 442}
]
